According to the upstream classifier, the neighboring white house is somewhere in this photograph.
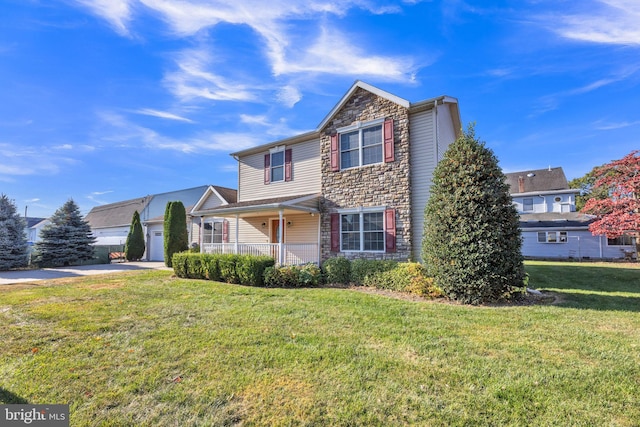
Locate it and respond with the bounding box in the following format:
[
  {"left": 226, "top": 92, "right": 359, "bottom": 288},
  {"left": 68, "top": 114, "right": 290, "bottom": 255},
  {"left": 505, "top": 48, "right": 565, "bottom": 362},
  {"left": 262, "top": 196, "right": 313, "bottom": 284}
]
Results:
[
  {"left": 506, "top": 167, "right": 636, "bottom": 260},
  {"left": 85, "top": 185, "right": 237, "bottom": 262}
]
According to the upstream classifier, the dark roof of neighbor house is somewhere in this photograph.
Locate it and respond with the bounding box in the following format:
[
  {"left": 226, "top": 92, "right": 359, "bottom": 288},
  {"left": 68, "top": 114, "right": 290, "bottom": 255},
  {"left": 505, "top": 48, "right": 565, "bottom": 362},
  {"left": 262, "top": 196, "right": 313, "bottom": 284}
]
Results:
[
  {"left": 519, "top": 212, "right": 596, "bottom": 229},
  {"left": 505, "top": 167, "right": 569, "bottom": 194},
  {"left": 25, "top": 217, "right": 46, "bottom": 228},
  {"left": 85, "top": 196, "right": 152, "bottom": 228},
  {"left": 212, "top": 185, "right": 237, "bottom": 204}
]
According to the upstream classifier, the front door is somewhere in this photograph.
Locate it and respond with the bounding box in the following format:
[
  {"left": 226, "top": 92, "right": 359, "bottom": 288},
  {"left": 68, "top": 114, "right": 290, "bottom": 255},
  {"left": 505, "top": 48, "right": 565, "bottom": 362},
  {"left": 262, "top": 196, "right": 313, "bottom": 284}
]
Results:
[{"left": 270, "top": 218, "right": 285, "bottom": 244}]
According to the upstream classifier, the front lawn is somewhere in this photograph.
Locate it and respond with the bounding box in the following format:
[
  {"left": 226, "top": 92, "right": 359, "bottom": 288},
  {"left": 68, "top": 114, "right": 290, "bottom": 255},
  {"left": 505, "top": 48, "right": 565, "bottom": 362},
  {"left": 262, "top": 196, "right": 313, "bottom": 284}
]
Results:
[{"left": 1, "top": 263, "right": 639, "bottom": 426}]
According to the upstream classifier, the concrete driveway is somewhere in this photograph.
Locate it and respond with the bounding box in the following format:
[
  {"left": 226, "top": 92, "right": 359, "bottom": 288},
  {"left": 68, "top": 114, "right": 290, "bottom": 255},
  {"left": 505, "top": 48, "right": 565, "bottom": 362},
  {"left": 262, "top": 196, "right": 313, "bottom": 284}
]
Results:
[{"left": 0, "top": 262, "right": 171, "bottom": 285}]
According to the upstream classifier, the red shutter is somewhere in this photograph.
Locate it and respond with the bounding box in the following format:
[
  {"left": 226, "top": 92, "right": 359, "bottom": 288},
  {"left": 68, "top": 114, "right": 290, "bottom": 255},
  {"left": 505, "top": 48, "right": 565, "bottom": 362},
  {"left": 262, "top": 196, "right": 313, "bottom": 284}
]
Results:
[
  {"left": 222, "top": 220, "right": 229, "bottom": 243},
  {"left": 384, "top": 119, "right": 394, "bottom": 163},
  {"left": 330, "top": 134, "right": 339, "bottom": 171},
  {"left": 330, "top": 213, "right": 340, "bottom": 252},
  {"left": 285, "top": 148, "right": 292, "bottom": 182},
  {"left": 264, "top": 154, "right": 270, "bottom": 184},
  {"left": 385, "top": 209, "right": 396, "bottom": 253}
]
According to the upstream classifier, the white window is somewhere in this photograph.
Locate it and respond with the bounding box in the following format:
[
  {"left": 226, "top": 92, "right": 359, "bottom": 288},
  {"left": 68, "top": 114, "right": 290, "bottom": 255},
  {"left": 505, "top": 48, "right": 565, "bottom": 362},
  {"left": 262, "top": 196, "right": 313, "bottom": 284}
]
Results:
[
  {"left": 523, "top": 198, "right": 534, "bottom": 212},
  {"left": 203, "top": 221, "right": 223, "bottom": 244},
  {"left": 607, "top": 235, "right": 634, "bottom": 246},
  {"left": 341, "top": 211, "right": 385, "bottom": 252},
  {"left": 537, "top": 231, "right": 568, "bottom": 243},
  {"left": 270, "top": 150, "right": 285, "bottom": 182},
  {"left": 339, "top": 122, "right": 383, "bottom": 169}
]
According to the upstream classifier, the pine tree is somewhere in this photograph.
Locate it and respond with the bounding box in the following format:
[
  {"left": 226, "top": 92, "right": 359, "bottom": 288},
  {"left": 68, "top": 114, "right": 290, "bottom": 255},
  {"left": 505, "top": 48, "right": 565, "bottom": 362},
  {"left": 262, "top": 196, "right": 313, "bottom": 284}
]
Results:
[
  {"left": 422, "top": 124, "right": 525, "bottom": 304},
  {"left": 33, "top": 199, "right": 96, "bottom": 267},
  {"left": 125, "top": 210, "right": 145, "bottom": 261},
  {"left": 0, "top": 194, "right": 28, "bottom": 270},
  {"left": 163, "top": 201, "right": 188, "bottom": 267}
]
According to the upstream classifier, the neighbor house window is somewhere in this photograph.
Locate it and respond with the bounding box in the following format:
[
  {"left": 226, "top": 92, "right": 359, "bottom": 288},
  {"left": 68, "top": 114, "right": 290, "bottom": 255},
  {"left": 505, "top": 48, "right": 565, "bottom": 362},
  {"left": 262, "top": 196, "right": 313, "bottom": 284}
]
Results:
[
  {"left": 203, "top": 221, "right": 223, "bottom": 244},
  {"left": 341, "top": 211, "right": 385, "bottom": 252},
  {"left": 330, "top": 118, "right": 394, "bottom": 171},
  {"left": 523, "top": 198, "right": 534, "bottom": 212},
  {"left": 537, "top": 231, "right": 568, "bottom": 243},
  {"left": 607, "top": 235, "right": 634, "bottom": 246}
]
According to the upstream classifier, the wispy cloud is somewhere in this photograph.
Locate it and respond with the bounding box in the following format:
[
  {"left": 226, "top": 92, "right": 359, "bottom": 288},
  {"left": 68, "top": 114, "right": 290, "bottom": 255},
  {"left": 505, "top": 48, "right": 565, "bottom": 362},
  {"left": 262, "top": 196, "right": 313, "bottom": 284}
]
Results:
[
  {"left": 132, "top": 108, "right": 195, "bottom": 123},
  {"left": 163, "top": 47, "right": 258, "bottom": 102},
  {"left": 592, "top": 119, "right": 640, "bottom": 130},
  {"left": 0, "top": 143, "right": 74, "bottom": 177},
  {"left": 544, "top": 1, "right": 640, "bottom": 45},
  {"left": 74, "top": 0, "right": 133, "bottom": 36}
]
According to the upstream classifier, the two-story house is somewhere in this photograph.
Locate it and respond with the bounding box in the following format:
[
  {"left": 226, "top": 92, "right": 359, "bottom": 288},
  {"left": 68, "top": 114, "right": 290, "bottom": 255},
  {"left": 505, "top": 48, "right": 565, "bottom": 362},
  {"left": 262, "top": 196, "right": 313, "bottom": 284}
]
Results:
[
  {"left": 190, "top": 81, "right": 461, "bottom": 265},
  {"left": 506, "top": 167, "right": 636, "bottom": 260}
]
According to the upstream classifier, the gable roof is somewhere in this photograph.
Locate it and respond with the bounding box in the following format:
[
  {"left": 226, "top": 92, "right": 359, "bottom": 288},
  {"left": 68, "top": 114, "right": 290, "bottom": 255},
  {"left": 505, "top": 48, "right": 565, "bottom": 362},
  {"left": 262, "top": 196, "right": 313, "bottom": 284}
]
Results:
[
  {"left": 505, "top": 167, "right": 570, "bottom": 194},
  {"left": 24, "top": 217, "right": 46, "bottom": 228},
  {"left": 85, "top": 196, "right": 151, "bottom": 229},
  {"left": 230, "top": 80, "right": 460, "bottom": 158},
  {"left": 190, "top": 185, "right": 239, "bottom": 215}
]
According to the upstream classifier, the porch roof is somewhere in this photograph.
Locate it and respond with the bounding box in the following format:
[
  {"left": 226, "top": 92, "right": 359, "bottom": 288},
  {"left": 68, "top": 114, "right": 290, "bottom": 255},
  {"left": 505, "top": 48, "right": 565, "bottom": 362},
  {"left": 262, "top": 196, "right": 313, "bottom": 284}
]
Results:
[{"left": 191, "top": 193, "right": 321, "bottom": 218}]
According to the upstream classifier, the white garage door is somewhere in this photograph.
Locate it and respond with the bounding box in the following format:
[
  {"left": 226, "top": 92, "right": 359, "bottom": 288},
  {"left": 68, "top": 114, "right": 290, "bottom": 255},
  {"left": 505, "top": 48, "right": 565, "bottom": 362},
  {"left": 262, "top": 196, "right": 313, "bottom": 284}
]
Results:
[{"left": 150, "top": 231, "right": 164, "bottom": 261}]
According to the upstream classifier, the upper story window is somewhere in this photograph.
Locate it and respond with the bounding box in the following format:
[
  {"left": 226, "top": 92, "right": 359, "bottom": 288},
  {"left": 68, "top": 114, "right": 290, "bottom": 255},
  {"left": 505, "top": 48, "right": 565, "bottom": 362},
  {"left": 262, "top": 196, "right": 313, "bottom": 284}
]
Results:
[
  {"left": 264, "top": 147, "right": 292, "bottom": 184},
  {"left": 523, "top": 198, "right": 534, "bottom": 212},
  {"left": 330, "top": 118, "right": 394, "bottom": 171},
  {"left": 607, "top": 235, "right": 634, "bottom": 246}
]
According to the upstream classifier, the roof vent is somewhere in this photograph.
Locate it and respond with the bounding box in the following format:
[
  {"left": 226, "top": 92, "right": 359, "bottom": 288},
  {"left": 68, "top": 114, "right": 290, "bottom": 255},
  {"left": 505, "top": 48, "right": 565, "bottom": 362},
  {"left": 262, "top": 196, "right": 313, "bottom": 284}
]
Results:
[{"left": 527, "top": 173, "right": 535, "bottom": 178}]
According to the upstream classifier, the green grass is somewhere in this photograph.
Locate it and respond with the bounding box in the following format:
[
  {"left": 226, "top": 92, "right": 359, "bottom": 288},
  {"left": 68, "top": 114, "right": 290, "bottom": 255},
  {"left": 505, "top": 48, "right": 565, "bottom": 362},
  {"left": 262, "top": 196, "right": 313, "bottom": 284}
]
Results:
[{"left": 1, "top": 263, "right": 639, "bottom": 426}]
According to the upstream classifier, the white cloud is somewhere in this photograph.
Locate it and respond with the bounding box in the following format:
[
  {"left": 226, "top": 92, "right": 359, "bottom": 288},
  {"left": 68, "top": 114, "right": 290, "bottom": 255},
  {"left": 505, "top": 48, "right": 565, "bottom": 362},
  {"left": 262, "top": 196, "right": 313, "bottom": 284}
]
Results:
[
  {"left": 592, "top": 119, "right": 640, "bottom": 130},
  {"left": 133, "top": 108, "right": 195, "bottom": 123},
  {"left": 0, "top": 143, "right": 71, "bottom": 177},
  {"left": 74, "top": 0, "right": 133, "bottom": 36},
  {"left": 164, "top": 47, "right": 258, "bottom": 102},
  {"left": 546, "top": 0, "right": 640, "bottom": 45}
]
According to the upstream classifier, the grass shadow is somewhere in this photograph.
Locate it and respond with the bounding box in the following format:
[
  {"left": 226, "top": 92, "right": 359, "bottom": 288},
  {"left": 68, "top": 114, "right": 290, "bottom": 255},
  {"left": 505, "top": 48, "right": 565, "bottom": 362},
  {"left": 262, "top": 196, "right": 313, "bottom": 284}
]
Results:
[
  {"left": 0, "top": 387, "right": 29, "bottom": 404},
  {"left": 526, "top": 262, "right": 640, "bottom": 312}
]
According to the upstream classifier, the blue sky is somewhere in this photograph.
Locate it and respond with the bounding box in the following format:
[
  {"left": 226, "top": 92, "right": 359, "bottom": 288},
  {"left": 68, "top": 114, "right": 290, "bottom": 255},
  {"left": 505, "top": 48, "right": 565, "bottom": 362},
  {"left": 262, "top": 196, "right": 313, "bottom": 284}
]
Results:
[{"left": 1, "top": 0, "right": 638, "bottom": 218}]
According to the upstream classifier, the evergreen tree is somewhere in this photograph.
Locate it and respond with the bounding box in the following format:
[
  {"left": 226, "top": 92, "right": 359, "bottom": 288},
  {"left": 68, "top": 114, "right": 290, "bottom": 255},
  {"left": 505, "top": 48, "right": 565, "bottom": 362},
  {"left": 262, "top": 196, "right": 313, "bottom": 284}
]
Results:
[
  {"left": 163, "top": 201, "right": 188, "bottom": 267},
  {"left": 422, "top": 124, "right": 525, "bottom": 304},
  {"left": 125, "top": 210, "right": 145, "bottom": 261},
  {"left": 33, "top": 199, "right": 96, "bottom": 267},
  {"left": 0, "top": 194, "right": 28, "bottom": 270}
]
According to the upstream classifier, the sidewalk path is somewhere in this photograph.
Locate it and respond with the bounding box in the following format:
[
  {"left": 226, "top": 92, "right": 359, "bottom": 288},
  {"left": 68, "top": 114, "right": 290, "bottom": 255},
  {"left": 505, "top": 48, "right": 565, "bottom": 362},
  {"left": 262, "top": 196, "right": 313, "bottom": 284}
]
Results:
[{"left": 0, "top": 262, "right": 171, "bottom": 285}]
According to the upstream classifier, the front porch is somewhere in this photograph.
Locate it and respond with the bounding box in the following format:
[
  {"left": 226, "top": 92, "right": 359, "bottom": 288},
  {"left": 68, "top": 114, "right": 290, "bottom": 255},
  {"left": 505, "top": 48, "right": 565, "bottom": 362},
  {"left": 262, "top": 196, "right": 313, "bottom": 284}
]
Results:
[{"left": 192, "top": 193, "right": 322, "bottom": 266}]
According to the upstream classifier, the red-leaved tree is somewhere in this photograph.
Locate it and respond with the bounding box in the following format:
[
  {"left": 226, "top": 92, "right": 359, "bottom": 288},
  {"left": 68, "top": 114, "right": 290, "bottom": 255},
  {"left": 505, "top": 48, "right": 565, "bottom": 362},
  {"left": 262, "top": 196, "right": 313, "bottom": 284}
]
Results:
[{"left": 582, "top": 150, "right": 639, "bottom": 253}]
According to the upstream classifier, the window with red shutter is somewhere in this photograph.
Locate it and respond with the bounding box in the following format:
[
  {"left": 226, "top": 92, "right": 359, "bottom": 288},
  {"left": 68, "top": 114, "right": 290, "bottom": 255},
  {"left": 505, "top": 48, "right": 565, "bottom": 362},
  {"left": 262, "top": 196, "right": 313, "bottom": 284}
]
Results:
[{"left": 385, "top": 209, "right": 396, "bottom": 253}]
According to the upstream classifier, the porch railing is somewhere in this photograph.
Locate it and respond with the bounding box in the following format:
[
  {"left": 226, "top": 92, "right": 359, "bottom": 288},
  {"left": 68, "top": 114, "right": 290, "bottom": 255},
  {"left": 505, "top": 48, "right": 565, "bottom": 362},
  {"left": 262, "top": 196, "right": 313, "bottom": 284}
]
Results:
[{"left": 202, "top": 243, "right": 318, "bottom": 265}]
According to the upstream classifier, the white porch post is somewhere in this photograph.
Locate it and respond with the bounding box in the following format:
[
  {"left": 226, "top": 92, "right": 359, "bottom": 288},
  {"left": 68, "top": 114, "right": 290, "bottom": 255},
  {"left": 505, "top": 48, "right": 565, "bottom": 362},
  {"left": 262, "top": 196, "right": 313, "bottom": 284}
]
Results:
[
  {"left": 199, "top": 216, "right": 204, "bottom": 252},
  {"left": 278, "top": 209, "right": 284, "bottom": 265},
  {"left": 316, "top": 213, "right": 321, "bottom": 266},
  {"left": 235, "top": 214, "right": 239, "bottom": 255}
]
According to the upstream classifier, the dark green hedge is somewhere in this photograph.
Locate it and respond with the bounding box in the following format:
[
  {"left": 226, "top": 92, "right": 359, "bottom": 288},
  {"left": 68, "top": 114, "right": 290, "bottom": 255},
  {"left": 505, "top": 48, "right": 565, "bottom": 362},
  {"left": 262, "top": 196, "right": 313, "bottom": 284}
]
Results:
[{"left": 172, "top": 253, "right": 274, "bottom": 285}]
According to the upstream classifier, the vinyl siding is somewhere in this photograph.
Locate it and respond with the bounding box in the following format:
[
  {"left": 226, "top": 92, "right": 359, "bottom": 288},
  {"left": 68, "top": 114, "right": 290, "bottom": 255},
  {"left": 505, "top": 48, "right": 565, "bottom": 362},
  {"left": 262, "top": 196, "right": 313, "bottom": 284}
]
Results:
[
  {"left": 235, "top": 214, "right": 318, "bottom": 244},
  {"left": 409, "top": 109, "right": 436, "bottom": 262},
  {"left": 238, "top": 138, "right": 321, "bottom": 202},
  {"left": 200, "top": 193, "right": 225, "bottom": 210},
  {"left": 521, "top": 230, "right": 628, "bottom": 259}
]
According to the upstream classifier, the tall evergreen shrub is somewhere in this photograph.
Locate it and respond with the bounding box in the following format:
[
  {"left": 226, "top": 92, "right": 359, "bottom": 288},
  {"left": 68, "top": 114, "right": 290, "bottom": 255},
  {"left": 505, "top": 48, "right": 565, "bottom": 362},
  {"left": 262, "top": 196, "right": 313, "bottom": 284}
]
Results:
[
  {"left": 0, "top": 194, "right": 28, "bottom": 270},
  {"left": 163, "top": 201, "right": 188, "bottom": 267},
  {"left": 33, "top": 199, "right": 96, "bottom": 267},
  {"left": 125, "top": 210, "right": 145, "bottom": 261},
  {"left": 422, "top": 124, "right": 524, "bottom": 304}
]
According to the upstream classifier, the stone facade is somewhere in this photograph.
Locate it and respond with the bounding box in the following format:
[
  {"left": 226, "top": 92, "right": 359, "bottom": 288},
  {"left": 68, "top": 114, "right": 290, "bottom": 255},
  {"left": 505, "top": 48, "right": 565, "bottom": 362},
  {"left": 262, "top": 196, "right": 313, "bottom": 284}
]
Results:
[{"left": 319, "top": 87, "right": 412, "bottom": 261}]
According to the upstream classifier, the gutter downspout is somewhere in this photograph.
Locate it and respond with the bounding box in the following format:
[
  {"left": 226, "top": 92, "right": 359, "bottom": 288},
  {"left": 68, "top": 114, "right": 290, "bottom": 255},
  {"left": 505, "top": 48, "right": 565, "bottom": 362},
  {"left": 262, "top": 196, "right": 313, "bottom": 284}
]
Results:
[{"left": 434, "top": 100, "right": 439, "bottom": 161}]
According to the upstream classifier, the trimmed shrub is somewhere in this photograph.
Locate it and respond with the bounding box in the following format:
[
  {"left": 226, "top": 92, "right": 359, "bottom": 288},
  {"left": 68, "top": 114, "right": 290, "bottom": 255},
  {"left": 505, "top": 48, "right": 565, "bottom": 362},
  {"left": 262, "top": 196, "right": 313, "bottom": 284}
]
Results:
[
  {"left": 350, "top": 259, "right": 398, "bottom": 286},
  {"left": 298, "top": 263, "right": 322, "bottom": 287},
  {"left": 205, "top": 254, "right": 221, "bottom": 282},
  {"left": 186, "top": 253, "right": 207, "bottom": 280},
  {"left": 322, "top": 257, "right": 351, "bottom": 285},
  {"left": 264, "top": 266, "right": 300, "bottom": 288},
  {"left": 218, "top": 254, "right": 239, "bottom": 283},
  {"left": 172, "top": 252, "right": 189, "bottom": 278},
  {"left": 125, "top": 210, "right": 145, "bottom": 261},
  {"left": 375, "top": 262, "right": 443, "bottom": 297},
  {"left": 236, "top": 255, "right": 275, "bottom": 287}
]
